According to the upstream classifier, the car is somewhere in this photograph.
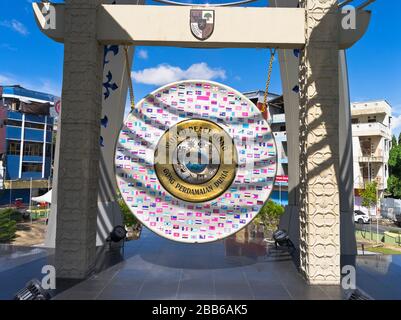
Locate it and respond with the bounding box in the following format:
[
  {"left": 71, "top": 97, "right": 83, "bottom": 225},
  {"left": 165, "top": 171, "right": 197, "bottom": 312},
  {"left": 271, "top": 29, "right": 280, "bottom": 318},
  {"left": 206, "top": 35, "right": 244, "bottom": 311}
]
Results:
[{"left": 354, "top": 210, "right": 370, "bottom": 224}]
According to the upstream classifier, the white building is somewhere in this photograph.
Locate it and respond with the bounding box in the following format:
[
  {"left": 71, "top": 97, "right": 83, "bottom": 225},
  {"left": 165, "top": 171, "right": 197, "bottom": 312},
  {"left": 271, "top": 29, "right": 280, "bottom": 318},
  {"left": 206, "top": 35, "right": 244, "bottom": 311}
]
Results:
[
  {"left": 244, "top": 92, "right": 393, "bottom": 213},
  {"left": 351, "top": 100, "right": 392, "bottom": 210}
]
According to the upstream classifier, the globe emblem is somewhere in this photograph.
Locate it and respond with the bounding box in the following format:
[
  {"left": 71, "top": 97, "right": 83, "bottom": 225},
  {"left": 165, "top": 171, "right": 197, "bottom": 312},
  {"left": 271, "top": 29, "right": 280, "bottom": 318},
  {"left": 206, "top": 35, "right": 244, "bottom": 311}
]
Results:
[
  {"left": 173, "top": 137, "right": 220, "bottom": 185},
  {"left": 185, "top": 155, "right": 207, "bottom": 173}
]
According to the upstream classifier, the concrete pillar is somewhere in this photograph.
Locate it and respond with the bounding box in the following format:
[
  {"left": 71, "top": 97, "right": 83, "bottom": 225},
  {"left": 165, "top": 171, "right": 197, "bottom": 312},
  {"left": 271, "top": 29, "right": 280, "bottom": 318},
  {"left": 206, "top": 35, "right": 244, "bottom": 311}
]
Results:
[
  {"left": 277, "top": 47, "right": 301, "bottom": 249},
  {"left": 55, "top": 0, "right": 103, "bottom": 279},
  {"left": 274, "top": 0, "right": 357, "bottom": 262},
  {"left": 96, "top": 0, "right": 144, "bottom": 247},
  {"left": 298, "top": 0, "right": 341, "bottom": 284},
  {"left": 339, "top": 51, "right": 357, "bottom": 257}
]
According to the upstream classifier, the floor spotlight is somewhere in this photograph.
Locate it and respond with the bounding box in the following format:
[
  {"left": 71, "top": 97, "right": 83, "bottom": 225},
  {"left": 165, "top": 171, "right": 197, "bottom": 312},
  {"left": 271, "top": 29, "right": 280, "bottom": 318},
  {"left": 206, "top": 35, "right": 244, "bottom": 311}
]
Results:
[
  {"left": 108, "top": 225, "right": 127, "bottom": 243},
  {"left": 14, "top": 279, "right": 51, "bottom": 300},
  {"left": 272, "top": 229, "right": 293, "bottom": 249}
]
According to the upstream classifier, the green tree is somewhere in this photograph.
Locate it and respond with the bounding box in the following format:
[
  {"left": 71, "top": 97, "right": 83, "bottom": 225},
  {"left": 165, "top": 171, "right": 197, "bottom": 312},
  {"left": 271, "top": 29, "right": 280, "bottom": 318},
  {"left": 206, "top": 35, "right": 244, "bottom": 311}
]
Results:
[
  {"left": 392, "top": 135, "right": 397, "bottom": 147},
  {"left": 388, "top": 176, "right": 401, "bottom": 199},
  {"left": 399, "top": 132, "right": 401, "bottom": 146},
  {"left": 387, "top": 137, "right": 401, "bottom": 199},
  {"left": 361, "top": 181, "right": 377, "bottom": 212},
  {"left": 254, "top": 200, "right": 284, "bottom": 229},
  {"left": 0, "top": 209, "right": 17, "bottom": 243}
]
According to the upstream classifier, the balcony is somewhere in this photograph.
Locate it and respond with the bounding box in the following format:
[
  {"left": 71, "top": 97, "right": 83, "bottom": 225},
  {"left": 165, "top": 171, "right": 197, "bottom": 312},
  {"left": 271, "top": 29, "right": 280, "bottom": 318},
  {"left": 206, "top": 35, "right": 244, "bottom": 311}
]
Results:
[
  {"left": 271, "top": 113, "right": 286, "bottom": 124},
  {"left": 358, "top": 150, "right": 384, "bottom": 163},
  {"left": 273, "top": 131, "right": 287, "bottom": 142},
  {"left": 351, "top": 101, "right": 391, "bottom": 116},
  {"left": 352, "top": 122, "right": 391, "bottom": 138}
]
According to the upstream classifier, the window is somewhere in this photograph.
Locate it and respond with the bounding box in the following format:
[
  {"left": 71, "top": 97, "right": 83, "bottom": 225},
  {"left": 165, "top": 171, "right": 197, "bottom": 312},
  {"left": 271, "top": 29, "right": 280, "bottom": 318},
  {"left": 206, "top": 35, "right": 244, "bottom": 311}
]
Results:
[
  {"left": 25, "top": 122, "right": 45, "bottom": 130},
  {"left": 45, "top": 144, "right": 51, "bottom": 156},
  {"left": 5, "top": 119, "right": 22, "bottom": 127},
  {"left": 22, "top": 163, "right": 42, "bottom": 173},
  {"left": 7, "top": 141, "right": 21, "bottom": 155},
  {"left": 351, "top": 118, "right": 359, "bottom": 124},
  {"left": 23, "top": 142, "right": 43, "bottom": 156}
]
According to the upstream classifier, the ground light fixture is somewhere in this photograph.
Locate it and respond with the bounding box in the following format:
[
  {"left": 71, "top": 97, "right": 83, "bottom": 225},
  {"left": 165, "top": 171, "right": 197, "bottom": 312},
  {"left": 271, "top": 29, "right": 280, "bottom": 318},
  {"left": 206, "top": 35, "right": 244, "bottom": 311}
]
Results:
[
  {"left": 108, "top": 225, "right": 127, "bottom": 243},
  {"left": 14, "top": 279, "right": 51, "bottom": 300},
  {"left": 272, "top": 229, "right": 294, "bottom": 249}
]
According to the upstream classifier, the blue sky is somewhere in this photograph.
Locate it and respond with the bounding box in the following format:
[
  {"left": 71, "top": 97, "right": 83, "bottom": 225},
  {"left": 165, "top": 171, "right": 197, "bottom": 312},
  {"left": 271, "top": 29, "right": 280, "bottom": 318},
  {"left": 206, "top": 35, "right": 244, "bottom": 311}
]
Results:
[{"left": 0, "top": 0, "right": 400, "bottom": 136}]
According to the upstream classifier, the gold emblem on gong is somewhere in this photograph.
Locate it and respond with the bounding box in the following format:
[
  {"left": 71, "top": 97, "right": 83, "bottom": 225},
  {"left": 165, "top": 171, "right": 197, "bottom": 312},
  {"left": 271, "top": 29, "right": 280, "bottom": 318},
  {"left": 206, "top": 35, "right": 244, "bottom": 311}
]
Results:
[{"left": 154, "top": 119, "right": 238, "bottom": 203}]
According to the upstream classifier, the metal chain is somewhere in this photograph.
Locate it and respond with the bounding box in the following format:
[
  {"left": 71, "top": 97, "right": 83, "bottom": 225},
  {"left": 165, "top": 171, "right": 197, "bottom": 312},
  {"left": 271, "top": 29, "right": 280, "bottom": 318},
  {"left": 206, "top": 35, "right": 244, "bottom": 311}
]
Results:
[
  {"left": 124, "top": 46, "right": 274, "bottom": 113},
  {"left": 261, "top": 48, "right": 276, "bottom": 113},
  {"left": 124, "top": 46, "right": 135, "bottom": 110}
]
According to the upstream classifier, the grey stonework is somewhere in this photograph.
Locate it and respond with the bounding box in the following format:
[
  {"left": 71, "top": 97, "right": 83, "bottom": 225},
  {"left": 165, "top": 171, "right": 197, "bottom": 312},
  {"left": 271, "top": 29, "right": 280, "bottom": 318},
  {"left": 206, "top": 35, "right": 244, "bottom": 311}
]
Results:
[{"left": 55, "top": 0, "right": 103, "bottom": 279}]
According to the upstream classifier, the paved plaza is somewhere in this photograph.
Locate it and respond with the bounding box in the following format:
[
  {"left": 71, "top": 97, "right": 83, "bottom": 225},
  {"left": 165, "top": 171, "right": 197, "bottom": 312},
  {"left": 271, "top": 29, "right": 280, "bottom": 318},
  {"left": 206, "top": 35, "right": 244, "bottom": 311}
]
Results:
[{"left": 2, "top": 228, "right": 401, "bottom": 300}]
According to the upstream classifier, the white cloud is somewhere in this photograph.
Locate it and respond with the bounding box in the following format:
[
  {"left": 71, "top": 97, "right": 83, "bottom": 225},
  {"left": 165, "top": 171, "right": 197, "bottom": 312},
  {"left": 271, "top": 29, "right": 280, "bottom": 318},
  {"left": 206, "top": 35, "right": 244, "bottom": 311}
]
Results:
[
  {"left": 137, "top": 49, "right": 148, "bottom": 60},
  {"left": 392, "top": 114, "right": 401, "bottom": 135},
  {"left": 132, "top": 62, "right": 226, "bottom": 86},
  {"left": 0, "top": 19, "right": 29, "bottom": 36},
  {"left": 0, "top": 74, "right": 15, "bottom": 85}
]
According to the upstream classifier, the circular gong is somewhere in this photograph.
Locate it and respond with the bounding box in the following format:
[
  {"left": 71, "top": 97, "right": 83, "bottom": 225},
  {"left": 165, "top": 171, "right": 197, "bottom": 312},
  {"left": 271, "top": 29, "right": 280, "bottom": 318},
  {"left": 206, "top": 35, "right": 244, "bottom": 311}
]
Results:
[
  {"left": 115, "top": 80, "right": 277, "bottom": 243},
  {"left": 154, "top": 119, "right": 238, "bottom": 203}
]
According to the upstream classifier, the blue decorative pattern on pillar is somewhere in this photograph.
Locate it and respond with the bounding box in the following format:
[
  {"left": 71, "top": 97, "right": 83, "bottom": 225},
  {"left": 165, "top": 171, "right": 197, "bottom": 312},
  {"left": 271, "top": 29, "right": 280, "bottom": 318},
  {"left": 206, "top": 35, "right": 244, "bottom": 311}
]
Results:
[
  {"left": 101, "top": 115, "right": 109, "bottom": 128},
  {"left": 103, "top": 71, "right": 119, "bottom": 100},
  {"left": 103, "top": 45, "right": 119, "bottom": 66}
]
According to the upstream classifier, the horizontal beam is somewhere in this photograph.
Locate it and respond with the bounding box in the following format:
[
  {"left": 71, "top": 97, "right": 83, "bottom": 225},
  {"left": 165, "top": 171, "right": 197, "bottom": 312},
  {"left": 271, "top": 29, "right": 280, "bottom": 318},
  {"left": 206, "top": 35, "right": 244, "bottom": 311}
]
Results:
[
  {"left": 98, "top": 5, "right": 305, "bottom": 48},
  {"left": 33, "top": 3, "right": 371, "bottom": 49}
]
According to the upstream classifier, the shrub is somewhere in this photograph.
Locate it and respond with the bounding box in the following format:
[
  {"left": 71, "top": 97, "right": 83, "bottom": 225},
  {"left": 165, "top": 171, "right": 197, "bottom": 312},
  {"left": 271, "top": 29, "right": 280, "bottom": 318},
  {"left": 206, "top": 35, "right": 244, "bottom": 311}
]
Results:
[
  {"left": 118, "top": 198, "right": 139, "bottom": 228},
  {"left": 0, "top": 209, "right": 17, "bottom": 242},
  {"left": 7, "top": 209, "right": 23, "bottom": 222}
]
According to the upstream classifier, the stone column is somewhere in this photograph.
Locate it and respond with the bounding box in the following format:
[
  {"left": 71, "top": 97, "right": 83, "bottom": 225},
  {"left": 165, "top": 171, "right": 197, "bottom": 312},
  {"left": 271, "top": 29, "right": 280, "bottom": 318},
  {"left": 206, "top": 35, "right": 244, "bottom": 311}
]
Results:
[
  {"left": 298, "top": 0, "right": 341, "bottom": 284},
  {"left": 55, "top": 0, "right": 103, "bottom": 279},
  {"left": 338, "top": 51, "right": 357, "bottom": 257}
]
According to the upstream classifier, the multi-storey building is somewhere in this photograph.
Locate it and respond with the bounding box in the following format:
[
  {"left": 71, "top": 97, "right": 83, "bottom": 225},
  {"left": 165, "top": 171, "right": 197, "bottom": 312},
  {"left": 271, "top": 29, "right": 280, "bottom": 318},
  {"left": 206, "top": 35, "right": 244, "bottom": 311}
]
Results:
[
  {"left": 245, "top": 91, "right": 392, "bottom": 212},
  {"left": 351, "top": 100, "right": 392, "bottom": 210},
  {"left": 0, "top": 85, "right": 57, "bottom": 205},
  {"left": 244, "top": 91, "right": 289, "bottom": 206}
]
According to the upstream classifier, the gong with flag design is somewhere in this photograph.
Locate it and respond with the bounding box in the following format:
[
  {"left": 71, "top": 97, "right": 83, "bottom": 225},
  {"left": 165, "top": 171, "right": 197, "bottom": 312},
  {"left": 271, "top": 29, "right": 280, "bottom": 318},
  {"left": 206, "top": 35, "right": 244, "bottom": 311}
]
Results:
[{"left": 115, "top": 80, "right": 277, "bottom": 243}]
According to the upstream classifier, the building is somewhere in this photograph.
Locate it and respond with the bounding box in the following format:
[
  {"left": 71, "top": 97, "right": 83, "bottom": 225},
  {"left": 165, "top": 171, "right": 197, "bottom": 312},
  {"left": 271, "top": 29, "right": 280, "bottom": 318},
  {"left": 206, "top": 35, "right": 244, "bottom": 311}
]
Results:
[
  {"left": 351, "top": 100, "right": 392, "bottom": 212},
  {"left": 245, "top": 92, "right": 393, "bottom": 211},
  {"left": 244, "top": 91, "right": 289, "bottom": 206},
  {"left": 0, "top": 85, "right": 57, "bottom": 205}
]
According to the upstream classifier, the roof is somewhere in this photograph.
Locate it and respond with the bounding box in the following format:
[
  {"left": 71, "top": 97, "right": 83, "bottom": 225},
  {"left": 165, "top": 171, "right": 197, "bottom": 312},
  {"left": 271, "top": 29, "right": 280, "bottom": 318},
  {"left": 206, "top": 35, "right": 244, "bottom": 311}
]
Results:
[{"left": 0, "top": 85, "right": 58, "bottom": 105}]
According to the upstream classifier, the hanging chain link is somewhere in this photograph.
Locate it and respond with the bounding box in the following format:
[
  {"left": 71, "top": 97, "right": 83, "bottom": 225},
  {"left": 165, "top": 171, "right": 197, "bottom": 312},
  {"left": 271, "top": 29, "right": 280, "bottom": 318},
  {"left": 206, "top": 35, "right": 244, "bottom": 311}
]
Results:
[
  {"left": 261, "top": 48, "right": 276, "bottom": 113},
  {"left": 124, "top": 46, "right": 135, "bottom": 110}
]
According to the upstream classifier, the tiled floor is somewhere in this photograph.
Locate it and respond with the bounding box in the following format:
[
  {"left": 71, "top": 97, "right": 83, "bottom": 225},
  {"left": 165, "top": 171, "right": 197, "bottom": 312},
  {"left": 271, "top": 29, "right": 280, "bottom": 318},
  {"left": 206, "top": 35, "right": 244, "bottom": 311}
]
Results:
[
  {"left": 356, "top": 255, "right": 401, "bottom": 300},
  {"left": 2, "top": 228, "right": 401, "bottom": 300},
  {"left": 52, "top": 229, "right": 342, "bottom": 300}
]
